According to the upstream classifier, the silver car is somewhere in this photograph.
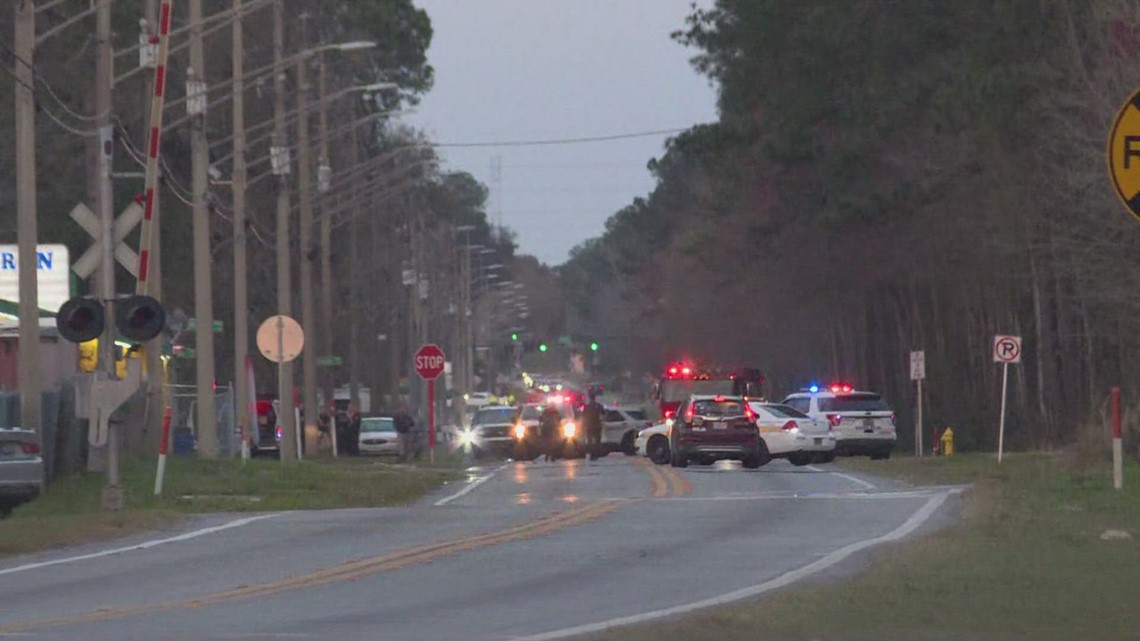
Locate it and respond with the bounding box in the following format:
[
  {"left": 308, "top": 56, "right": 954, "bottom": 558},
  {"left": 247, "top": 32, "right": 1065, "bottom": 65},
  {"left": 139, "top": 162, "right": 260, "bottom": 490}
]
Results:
[
  {"left": 357, "top": 417, "right": 401, "bottom": 456},
  {"left": 0, "top": 428, "right": 44, "bottom": 517}
]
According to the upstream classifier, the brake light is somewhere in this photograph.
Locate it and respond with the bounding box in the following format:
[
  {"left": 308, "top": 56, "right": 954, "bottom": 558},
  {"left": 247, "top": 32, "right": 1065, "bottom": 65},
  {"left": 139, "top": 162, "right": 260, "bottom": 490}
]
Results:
[
  {"left": 782, "top": 420, "right": 797, "bottom": 431},
  {"left": 714, "top": 395, "right": 725, "bottom": 402},
  {"left": 827, "top": 414, "right": 842, "bottom": 428},
  {"left": 685, "top": 404, "right": 694, "bottom": 421},
  {"left": 663, "top": 409, "right": 674, "bottom": 419},
  {"left": 890, "top": 412, "right": 897, "bottom": 426},
  {"left": 20, "top": 442, "right": 40, "bottom": 455},
  {"left": 744, "top": 404, "right": 756, "bottom": 421}
]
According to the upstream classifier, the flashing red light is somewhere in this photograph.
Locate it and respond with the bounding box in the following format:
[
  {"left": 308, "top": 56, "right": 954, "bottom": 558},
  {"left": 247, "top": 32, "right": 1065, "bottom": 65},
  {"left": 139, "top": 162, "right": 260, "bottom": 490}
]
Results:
[
  {"left": 681, "top": 367, "right": 692, "bottom": 376},
  {"left": 782, "top": 420, "right": 798, "bottom": 431},
  {"left": 663, "top": 409, "right": 675, "bottom": 419},
  {"left": 830, "top": 385, "right": 841, "bottom": 394},
  {"left": 827, "top": 414, "right": 843, "bottom": 428},
  {"left": 668, "top": 366, "right": 679, "bottom": 376},
  {"left": 842, "top": 385, "right": 853, "bottom": 394},
  {"left": 714, "top": 395, "right": 725, "bottom": 402}
]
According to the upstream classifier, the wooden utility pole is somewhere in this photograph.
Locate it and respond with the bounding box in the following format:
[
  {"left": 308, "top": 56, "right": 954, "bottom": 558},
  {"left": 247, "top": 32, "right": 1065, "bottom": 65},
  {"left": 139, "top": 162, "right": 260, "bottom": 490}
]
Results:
[
  {"left": 14, "top": 0, "right": 40, "bottom": 440},
  {"left": 296, "top": 49, "right": 319, "bottom": 452},
  {"left": 231, "top": 0, "right": 250, "bottom": 460},
  {"left": 317, "top": 54, "right": 335, "bottom": 426},
  {"left": 347, "top": 124, "right": 362, "bottom": 413},
  {"left": 272, "top": 0, "right": 297, "bottom": 463},
  {"left": 188, "top": 0, "right": 218, "bottom": 458}
]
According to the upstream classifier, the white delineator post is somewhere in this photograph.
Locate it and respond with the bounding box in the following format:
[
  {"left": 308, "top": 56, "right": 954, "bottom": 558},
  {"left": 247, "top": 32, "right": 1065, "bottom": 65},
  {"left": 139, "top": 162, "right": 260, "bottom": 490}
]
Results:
[
  {"left": 154, "top": 406, "right": 173, "bottom": 496},
  {"left": 997, "top": 362, "right": 1009, "bottom": 464},
  {"left": 1112, "top": 387, "right": 1123, "bottom": 491}
]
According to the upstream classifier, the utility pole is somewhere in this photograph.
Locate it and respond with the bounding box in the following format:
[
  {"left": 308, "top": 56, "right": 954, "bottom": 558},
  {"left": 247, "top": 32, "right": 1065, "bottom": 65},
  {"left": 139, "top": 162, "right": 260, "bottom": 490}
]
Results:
[
  {"left": 231, "top": 0, "right": 250, "bottom": 460},
  {"left": 317, "top": 54, "right": 335, "bottom": 426},
  {"left": 296, "top": 49, "right": 319, "bottom": 452},
  {"left": 188, "top": 0, "right": 218, "bottom": 458},
  {"left": 347, "top": 124, "right": 362, "bottom": 414},
  {"left": 95, "top": 0, "right": 122, "bottom": 509},
  {"left": 14, "top": 0, "right": 40, "bottom": 440},
  {"left": 272, "top": 0, "right": 297, "bottom": 463}
]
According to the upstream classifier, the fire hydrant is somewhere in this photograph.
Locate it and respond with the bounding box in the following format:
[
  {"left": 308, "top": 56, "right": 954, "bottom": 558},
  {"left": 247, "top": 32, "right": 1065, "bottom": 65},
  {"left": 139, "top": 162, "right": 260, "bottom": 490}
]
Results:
[{"left": 940, "top": 427, "right": 955, "bottom": 456}]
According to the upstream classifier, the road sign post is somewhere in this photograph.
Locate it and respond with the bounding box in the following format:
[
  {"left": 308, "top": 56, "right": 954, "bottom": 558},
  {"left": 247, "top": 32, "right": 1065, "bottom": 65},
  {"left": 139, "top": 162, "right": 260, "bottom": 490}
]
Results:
[
  {"left": 1112, "top": 387, "right": 1123, "bottom": 491},
  {"left": 257, "top": 315, "right": 304, "bottom": 463},
  {"left": 910, "top": 350, "right": 925, "bottom": 457},
  {"left": 414, "top": 344, "right": 446, "bottom": 463},
  {"left": 992, "top": 335, "right": 1022, "bottom": 463}
]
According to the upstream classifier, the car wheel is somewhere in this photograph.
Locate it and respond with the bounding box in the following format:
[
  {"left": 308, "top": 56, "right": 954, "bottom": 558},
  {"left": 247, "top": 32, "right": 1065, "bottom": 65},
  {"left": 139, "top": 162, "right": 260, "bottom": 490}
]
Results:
[
  {"left": 621, "top": 432, "right": 637, "bottom": 456},
  {"left": 870, "top": 450, "right": 892, "bottom": 460},
  {"left": 814, "top": 452, "right": 836, "bottom": 464},
  {"left": 742, "top": 440, "right": 772, "bottom": 469},
  {"left": 698, "top": 456, "right": 716, "bottom": 466},
  {"left": 788, "top": 453, "right": 811, "bottom": 467},
  {"left": 670, "top": 448, "right": 688, "bottom": 468},
  {"left": 647, "top": 436, "right": 670, "bottom": 465}
]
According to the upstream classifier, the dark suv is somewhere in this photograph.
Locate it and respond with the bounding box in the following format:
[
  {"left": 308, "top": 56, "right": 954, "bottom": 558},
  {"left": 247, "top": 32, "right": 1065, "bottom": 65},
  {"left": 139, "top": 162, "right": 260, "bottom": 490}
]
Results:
[{"left": 669, "top": 395, "right": 765, "bottom": 468}]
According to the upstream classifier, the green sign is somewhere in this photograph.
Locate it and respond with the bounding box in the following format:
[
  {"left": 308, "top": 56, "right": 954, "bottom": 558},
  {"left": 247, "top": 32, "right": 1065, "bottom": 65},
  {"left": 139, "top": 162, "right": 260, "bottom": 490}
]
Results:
[
  {"left": 317, "top": 355, "right": 343, "bottom": 367},
  {"left": 186, "top": 318, "right": 224, "bottom": 333},
  {"left": 173, "top": 346, "right": 196, "bottom": 359}
]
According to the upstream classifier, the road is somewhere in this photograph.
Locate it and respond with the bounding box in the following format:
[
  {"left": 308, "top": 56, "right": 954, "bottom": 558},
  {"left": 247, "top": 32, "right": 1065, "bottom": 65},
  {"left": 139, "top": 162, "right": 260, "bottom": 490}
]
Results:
[{"left": 0, "top": 457, "right": 960, "bottom": 641}]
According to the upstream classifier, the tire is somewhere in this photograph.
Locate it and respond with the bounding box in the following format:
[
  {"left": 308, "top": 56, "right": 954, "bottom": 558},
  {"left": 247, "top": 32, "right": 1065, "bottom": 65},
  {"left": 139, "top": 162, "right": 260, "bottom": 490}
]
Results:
[
  {"left": 814, "top": 452, "right": 836, "bottom": 464},
  {"left": 788, "top": 453, "right": 812, "bottom": 467},
  {"left": 698, "top": 456, "right": 716, "bottom": 466},
  {"left": 647, "top": 436, "right": 670, "bottom": 465},
  {"left": 620, "top": 432, "right": 638, "bottom": 456},
  {"left": 742, "top": 440, "right": 771, "bottom": 469},
  {"left": 670, "top": 447, "right": 689, "bottom": 468},
  {"left": 870, "top": 449, "right": 892, "bottom": 460}
]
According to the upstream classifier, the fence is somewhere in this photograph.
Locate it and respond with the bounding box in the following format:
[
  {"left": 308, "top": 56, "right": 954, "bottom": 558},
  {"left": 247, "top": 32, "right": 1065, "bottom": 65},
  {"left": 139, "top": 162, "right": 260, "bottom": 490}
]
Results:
[{"left": 165, "top": 383, "right": 238, "bottom": 457}]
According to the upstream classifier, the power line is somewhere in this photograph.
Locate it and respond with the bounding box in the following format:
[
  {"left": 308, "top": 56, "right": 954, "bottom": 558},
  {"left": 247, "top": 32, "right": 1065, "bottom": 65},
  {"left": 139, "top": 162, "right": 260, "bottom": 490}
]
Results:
[{"left": 433, "top": 127, "right": 690, "bottom": 148}]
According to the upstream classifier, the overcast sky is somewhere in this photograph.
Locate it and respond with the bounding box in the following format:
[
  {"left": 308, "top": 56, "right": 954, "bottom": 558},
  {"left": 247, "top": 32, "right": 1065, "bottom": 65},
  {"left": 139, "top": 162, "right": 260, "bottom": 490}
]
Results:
[{"left": 405, "top": 0, "right": 718, "bottom": 266}]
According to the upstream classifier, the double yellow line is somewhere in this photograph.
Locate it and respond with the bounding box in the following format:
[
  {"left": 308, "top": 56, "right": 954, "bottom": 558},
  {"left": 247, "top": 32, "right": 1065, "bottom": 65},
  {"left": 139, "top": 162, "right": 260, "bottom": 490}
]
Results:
[
  {"left": 0, "top": 500, "right": 622, "bottom": 634},
  {"left": 637, "top": 458, "right": 693, "bottom": 497}
]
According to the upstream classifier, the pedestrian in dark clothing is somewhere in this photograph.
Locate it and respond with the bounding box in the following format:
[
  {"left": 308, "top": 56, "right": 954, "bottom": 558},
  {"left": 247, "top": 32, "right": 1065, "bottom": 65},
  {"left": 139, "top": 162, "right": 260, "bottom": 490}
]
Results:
[
  {"left": 394, "top": 412, "right": 414, "bottom": 461},
  {"left": 538, "top": 406, "right": 563, "bottom": 462},
  {"left": 582, "top": 397, "right": 604, "bottom": 460},
  {"left": 347, "top": 406, "right": 362, "bottom": 456}
]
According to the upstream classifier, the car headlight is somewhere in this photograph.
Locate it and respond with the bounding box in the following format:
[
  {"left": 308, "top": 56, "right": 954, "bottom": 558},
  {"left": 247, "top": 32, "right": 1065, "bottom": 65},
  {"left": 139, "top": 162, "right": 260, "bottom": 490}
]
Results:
[
  {"left": 513, "top": 423, "right": 527, "bottom": 440},
  {"left": 458, "top": 428, "right": 477, "bottom": 446},
  {"left": 563, "top": 421, "right": 577, "bottom": 438}
]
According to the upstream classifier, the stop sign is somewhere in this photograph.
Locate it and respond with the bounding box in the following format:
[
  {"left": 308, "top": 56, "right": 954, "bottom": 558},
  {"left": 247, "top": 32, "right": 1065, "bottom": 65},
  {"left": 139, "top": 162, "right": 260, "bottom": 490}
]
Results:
[{"left": 414, "top": 343, "right": 446, "bottom": 380}]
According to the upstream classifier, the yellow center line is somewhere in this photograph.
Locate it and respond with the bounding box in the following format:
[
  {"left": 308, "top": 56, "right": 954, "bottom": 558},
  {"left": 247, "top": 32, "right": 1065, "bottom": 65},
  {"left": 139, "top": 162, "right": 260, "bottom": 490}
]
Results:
[
  {"left": 659, "top": 465, "right": 694, "bottom": 497},
  {"left": 633, "top": 457, "right": 669, "bottom": 497},
  {"left": 0, "top": 500, "right": 624, "bottom": 634}
]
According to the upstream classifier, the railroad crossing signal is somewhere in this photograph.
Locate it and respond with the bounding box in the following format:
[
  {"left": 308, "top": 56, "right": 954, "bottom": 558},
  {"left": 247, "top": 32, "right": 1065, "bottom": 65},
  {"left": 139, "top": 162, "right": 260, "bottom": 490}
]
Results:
[{"left": 70, "top": 201, "right": 143, "bottom": 279}]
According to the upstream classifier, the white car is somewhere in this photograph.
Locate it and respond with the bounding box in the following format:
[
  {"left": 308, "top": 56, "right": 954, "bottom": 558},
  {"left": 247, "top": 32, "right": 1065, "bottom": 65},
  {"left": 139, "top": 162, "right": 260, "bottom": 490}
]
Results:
[
  {"left": 748, "top": 402, "right": 835, "bottom": 466},
  {"left": 635, "top": 421, "right": 671, "bottom": 465},
  {"left": 1, "top": 427, "right": 43, "bottom": 517},
  {"left": 464, "top": 392, "right": 494, "bottom": 410},
  {"left": 602, "top": 407, "right": 652, "bottom": 455},
  {"left": 459, "top": 405, "right": 518, "bottom": 458},
  {"left": 357, "top": 416, "right": 401, "bottom": 457},
  {"left": 782, "top": 386, "right": 897, "bottom": 459}
]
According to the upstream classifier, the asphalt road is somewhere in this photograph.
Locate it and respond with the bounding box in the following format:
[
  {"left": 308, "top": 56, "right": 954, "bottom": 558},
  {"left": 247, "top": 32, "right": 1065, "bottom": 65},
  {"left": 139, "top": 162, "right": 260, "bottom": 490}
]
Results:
[{"left": 0, "top": 456, "right": 961, "bottom": 641}]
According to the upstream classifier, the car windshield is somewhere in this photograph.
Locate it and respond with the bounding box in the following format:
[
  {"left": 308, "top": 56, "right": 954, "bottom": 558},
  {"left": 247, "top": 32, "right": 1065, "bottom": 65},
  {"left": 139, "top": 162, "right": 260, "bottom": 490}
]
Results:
[
  {"left": 360, "top": 417, "right": 396, "bottom": 433},
  {"left": 754, "top": 403, "right": 810, "bottom": 419},
  {"left": 520, "top": 406, "right": 541, "bottom": 421},
  {"left": 819, "top": 395, "right": 892, "bottom": 412},
  {"left": 474, "top": 408, "right": 516, "bottom": 425},
  {"left": 691, "top": 399, "right": 745, "bottom": 417}
]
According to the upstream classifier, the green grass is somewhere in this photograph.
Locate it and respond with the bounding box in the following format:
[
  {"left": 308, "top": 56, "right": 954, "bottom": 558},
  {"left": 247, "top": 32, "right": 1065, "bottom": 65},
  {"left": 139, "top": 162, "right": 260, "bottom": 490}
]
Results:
[
  {"left": 589, "top": 453, "right": 1140, "bottom": 641},
  {"left": 0, "top": 456, "right": 461, "bottom": 558}
]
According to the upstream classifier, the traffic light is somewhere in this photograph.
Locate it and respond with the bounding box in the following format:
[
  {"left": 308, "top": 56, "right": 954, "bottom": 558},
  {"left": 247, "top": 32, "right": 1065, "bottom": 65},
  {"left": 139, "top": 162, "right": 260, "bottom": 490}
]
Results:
[
  {"left": 511, "top": 332, "right": 519, "bottom": 341},
  {"left": 538, "top": 343, "right": 548, "bottom": 352},
  {"left": 115, "top": 295, "right": 166, "bottom": 342},
  {"left": 56, "top": 297, "right": 105, "bottom": 344},
  {"left": 589, "top": 341, "right": 599, "bottom": 352}
]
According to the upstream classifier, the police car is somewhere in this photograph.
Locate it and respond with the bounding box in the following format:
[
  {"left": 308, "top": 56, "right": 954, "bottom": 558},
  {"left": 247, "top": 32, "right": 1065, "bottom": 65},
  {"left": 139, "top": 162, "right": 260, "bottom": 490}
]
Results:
[{"left": 781, "top": 384, "right": 896, "bottom": 459}]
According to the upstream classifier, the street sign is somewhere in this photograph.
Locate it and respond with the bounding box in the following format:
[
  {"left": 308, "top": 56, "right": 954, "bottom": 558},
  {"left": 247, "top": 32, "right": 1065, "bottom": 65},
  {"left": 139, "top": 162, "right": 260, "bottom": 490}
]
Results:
[
  {"left": 414, "top": 343, "right": 446, "bottom": 380},
  {"left": 70, "top": 202, "right": 143, "bottom": 279},
  {"left": 317, "top": 355, "right": 343, "bottom": 367},
  {"left": 256, "top": 315, "right": 304, "bottom": 363},
  {"left": 909, "top": 350, "right": 926, "bottom": 381},
  {"left": 993, "top": 335, "right": 1022, "bottom": 364},
  {"left": 0, "top": 244, "right": 71, "bottom": 312},
  {"left": 186, "top": 318, "right": 224, "bottom": 333},
  {"left": 1108, "top": 88, "right": 1140, "bottom": 219}
]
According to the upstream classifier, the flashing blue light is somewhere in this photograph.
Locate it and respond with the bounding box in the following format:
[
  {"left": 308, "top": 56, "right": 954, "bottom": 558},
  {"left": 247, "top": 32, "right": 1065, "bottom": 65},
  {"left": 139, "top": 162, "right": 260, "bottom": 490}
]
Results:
[{"left": 808, "top": 384, "right": 820, "bottom": 394}]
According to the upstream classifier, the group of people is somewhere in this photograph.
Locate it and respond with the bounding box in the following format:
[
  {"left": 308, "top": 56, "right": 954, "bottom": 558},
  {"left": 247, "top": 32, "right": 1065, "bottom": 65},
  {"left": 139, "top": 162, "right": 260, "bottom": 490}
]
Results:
[{"left": 534, "top": 394, "right": 606, "bottom": 462}]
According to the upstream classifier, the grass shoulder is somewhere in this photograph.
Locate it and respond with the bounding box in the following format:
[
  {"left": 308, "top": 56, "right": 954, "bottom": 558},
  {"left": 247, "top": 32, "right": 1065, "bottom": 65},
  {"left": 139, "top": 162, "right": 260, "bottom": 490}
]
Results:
[
  {"left": 0, "top": 456, "right": 461, "bottom": 559},
  {"left": 589, "top": 453, "right": 1140, "bottom": 641}
]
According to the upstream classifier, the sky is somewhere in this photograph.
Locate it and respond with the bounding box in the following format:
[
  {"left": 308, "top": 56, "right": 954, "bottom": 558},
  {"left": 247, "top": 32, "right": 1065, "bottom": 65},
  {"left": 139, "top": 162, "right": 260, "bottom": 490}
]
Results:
[{"left": 405, "top": 0, "right": 718, "bottom": 266}]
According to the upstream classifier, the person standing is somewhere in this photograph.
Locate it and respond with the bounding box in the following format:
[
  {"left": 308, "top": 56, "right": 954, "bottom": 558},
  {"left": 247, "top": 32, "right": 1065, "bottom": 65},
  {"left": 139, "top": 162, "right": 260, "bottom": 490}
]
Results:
[{"left": 582, "top": 395, "right": 604, "bottom": 461}]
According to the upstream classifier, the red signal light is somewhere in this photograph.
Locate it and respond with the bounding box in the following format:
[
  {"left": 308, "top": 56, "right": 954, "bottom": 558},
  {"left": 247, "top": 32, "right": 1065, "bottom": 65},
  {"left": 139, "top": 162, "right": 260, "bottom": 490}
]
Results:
[
  {"left": 668, "top": 366, "right": 679, "bottom": 376},
  {"left": 681, "top": 367, "right": 691, "bottom": 376},
  {"left": 830, "top": 385, "right": 841, "bottom": 394}
]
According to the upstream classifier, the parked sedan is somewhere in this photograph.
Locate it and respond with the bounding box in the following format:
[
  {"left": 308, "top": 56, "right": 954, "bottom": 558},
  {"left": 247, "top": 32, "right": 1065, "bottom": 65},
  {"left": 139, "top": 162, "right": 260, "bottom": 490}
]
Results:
[
  {"left": 602, "top": 407, "right": 652, "bottom": 455},
  {"left": 749, "top": 402, "right": 836, "bottom": 466},
  {"left": 0, "top": 428, "right": 44, "bottom": 517},
  {"left": 357, "top": 416, "right": 401, "bottom": 457},
  {"left": 636, "top": 421, "right": 671, "bottom": 465}
]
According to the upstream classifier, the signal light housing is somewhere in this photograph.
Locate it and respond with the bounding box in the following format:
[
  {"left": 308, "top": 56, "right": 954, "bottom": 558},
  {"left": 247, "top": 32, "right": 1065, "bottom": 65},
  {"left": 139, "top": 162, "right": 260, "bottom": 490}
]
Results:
[
  {"left": 56, "top": 297, "right": 105, "bottom": 344},
  {"left": 115, "top": 295, "right": 166, "bottom": 343}
]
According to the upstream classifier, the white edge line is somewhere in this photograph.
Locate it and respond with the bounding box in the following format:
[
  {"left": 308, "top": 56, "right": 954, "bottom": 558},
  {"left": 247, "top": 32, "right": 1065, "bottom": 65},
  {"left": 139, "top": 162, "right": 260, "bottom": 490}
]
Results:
[
  {"left": 434, "top": 463, "right": 508, "bottom": 506},
  {"left": 509, "top": 490, "right": 953, "bottom": 641},
  {"left": 0, "top": 513, "right": 281, "bottom": 578},
  {"left": 831, "top": 471, "right": 877, "bottom": 490}
]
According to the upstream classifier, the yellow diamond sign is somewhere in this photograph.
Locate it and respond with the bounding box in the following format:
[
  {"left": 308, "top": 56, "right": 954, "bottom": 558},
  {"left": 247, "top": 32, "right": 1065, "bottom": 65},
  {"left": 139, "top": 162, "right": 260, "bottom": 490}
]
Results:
[{"left": 1108, "top": 88, "right": 1140, "bottom": 219}]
